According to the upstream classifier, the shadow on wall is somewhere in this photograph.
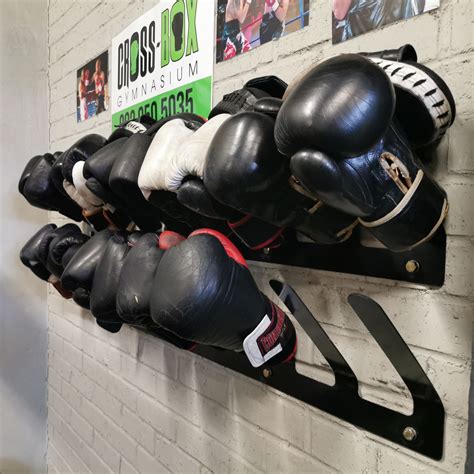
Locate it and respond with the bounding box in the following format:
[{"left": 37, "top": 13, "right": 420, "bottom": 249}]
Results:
[
  {"left": 0, "top": 275, "right": 48, "bottom": 474},
  {"left": 0, "top": 459, "right": 35, "bottom": 473}
]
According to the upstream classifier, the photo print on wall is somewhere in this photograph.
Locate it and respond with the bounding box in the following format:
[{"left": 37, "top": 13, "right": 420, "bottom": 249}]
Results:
[
  {"left": 76, "top": 50, "right": 109, "bottom": 122},
  {"left": 216, "top": 0, "right": 310, "bottom": 63},
  {"left": 332, "top": 0, "right": 440, "bottom": 44}
]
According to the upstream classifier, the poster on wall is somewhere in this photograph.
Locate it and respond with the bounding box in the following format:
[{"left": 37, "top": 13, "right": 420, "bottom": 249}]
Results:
[
  {"left": 76, "top": 50, "right": 109, "bottom": 122},
  {"left": 332, "top": 0, "right": 440, "bottom": 44},
  {"left": 111, "top": 0, "right": 214, "bottom": 127},
  {"left": 216, "top": 0, "right": 310, "bottom": 63}
]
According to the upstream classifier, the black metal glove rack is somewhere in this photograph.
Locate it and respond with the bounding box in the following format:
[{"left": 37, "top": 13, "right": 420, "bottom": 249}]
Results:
[
  {"left": 193, "top": 229, "right": 447, "bottom": 460},
  {"left": 239, "top": 226, "right": 447, "bottom": 288}
]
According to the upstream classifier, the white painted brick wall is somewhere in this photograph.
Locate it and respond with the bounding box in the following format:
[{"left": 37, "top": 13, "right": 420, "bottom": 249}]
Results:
[{"left": 46, "top": 0, "right": 473, "bottom": 472}]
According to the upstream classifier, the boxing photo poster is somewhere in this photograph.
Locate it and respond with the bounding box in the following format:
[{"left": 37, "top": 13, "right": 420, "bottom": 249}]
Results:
[
  {"left": 111, "top": 0, "right": 214, "bottom": 127},
  {"left": 332, "top": 0, "right": 440, "bottom": 44},
  {"left": 76, "top": 51, "right": 109, "bottom": 122},
  {"left": 216, "top": 0, "right": 310, "bottom": 63}
]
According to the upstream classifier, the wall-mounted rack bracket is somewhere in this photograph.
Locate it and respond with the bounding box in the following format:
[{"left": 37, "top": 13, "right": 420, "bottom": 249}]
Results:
[
  {"left": 193, "top": 280, "right": 445, "bottom": 460},
  {"left": 239, "top": 227, "right": 447, "bottom": 287}
]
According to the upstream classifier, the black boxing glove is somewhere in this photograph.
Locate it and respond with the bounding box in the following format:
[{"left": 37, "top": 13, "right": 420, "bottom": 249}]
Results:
[
  {"left": 141, "top": 113, "right": 285, "bottom": 249},
  {"left": 37, "top": 224, "right": 86, "bottom": 279},
  {"left": 209, "top": 75, "right": 287, "bottom": 118},
  {"left": 20, "top": 224, "right": 85, "bottom": 298},
  {"left": 84, "top": 118, "right": 167, "bottom": 230},
  {"left": 19, "top": 155, "right": 42, "bottom": 196},
  {"left": 360, "top": 43, "right": 418, "bottom": 62},
  {"left": 61, "top": 134, "right": 110, "bottom": 230},
  {"left": 276, "top": 54, "right": 448, "bottom": 251},
  {"left": 46, "top": 229, "right": 90, "bottom": 277},
  {"left": 20, "top": 153, "right": 83, "bottom": 221},
  {"left": 366, "top": 56, "right": 455, "bottom": 148},
  {"left": 204, "top": 111, "right": 357, "bottom": 244},
  {"left": 89, "top": 233, "right": 133, "bottom": 326},
  {"left": 108, "top": 114, "right": 207, "bottom": 234},
  {"left": 61, "top": 229, "right": 114, "bottom": 291},
  {"left": 151, "top": 229, "right": 297, "bottom": 367},
  {"left": 116, "top": 232, "right": 195, "bottom": 349},
  {"left": 20, "top": 224, "right": 58, "bottom": 282}
]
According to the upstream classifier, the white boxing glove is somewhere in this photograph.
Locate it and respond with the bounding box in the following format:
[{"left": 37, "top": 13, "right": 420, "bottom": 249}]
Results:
[
  {"left": 138, "top": 119, "right": 195, "bottom": 199},
  {"left": 72, "top": 161, "right": 104, "bottom": 209},
  {"left": 175, "top": 114, "right": 231, "bottom": 182},
  {"left": 63, "top": 179, "right": 90, "bottom": 211}
]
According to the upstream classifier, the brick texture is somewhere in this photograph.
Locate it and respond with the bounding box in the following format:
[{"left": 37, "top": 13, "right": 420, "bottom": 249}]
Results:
[{"left": 47, "top": 0, "right": 473, "bottom": 472}]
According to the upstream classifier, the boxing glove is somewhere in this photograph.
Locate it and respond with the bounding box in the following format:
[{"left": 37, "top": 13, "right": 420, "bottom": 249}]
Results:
[
  {"left": 116, "top": 232, "right": 195, "bottom": 349},
  {"left": 46, "top": 228, "right": 90, "bottom": 278},
  {"left": 106, "top": 115, "right": 154, "bottom": 144},
  {"left": 366, "top": 57, "right": 455, "bottom": 148},
  {"left": 136, "top": 116, "right": 232, "bottom": 234},
  {"left": 175, "top": 114, "right": 286, "bottom": 249},
  {"left": 140, "top": 115, "right": 285, "bottom": 249},
  {"left": 50, "top": 151, "right": 72, "bottom": 197},
  {"left": 60, "top": 134, "right": 111, "bottom": 229},
  {"left": 84, "top": 119, "right": 167, "bottom": 230},
  {"left": 209, "top": 75, "right": 287, "bottom": 118},
  {"left": 20, "top": 224, "right": 82, "bottom": 298},
  {"left": 360, "top": 44, "right": 418, "bottom": 62},
  {"left": 20, "top": 224, "right": 57, "bottom": 281},
  {"left": 61, "top": 134, "right": 107, "bottom": 184},
  {"left": 89, "top": 233, "right": 132, "bottom": 325},
  {"left": 108, "top": 114, "right": 204, "bottom": 233},
  {"left": 61, "top": 229, "right": 114, "bottom": 291},
  {"left": 276, "top": 54, "right": 448, "bottom": 251},
  {"left": 151, "top": 229, "right": 297, "bottom": 367},
  {"left": 138, "top": 117, "right": 201, "bottom": 197},
  {"left": 61, "top": 229, "right": 114, "bottom": 317},
  {"left": 36, "top": 224, "right": 86, "bottom": 279},
  {"left": 19, "top": 155, "right": 42, "bottom": 195},
  {"left": 20, "top": 153, "right": 83, "bottom": 221},
  {"left": 205, "top": 111, "right": 357, "bottom": 244}
]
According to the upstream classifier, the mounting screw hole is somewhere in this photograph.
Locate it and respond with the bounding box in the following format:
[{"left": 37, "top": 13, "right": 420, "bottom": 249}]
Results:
[
  {"left": 262, "top": 368, "right": 272, "bottom": 378},
  {"left": 405, "top": 260, "right": 420, "bottom": 273},
  {"left": 403, "top": 426, "right": 417, "bottom": 441}
]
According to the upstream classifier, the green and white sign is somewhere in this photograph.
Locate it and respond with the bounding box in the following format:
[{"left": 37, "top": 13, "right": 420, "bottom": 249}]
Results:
[{"left": 111, "top": 0, "right": 214, "bottom": 127}]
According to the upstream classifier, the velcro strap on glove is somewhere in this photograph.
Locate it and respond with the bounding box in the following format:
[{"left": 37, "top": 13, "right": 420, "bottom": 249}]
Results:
[
  {"left": 243, "top": 296, "right": 296, "bottom": 368},
  {"left": 360, "top": 170, "right": 448, "bottom": 251}
]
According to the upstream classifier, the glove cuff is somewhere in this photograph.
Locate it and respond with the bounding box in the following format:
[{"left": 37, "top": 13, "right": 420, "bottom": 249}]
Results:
[
  {"left": 290, "top": 177, "right": 358, "bottom": 244},
  {"left": 243, "top": 296, "right": 297, "bottom": 368},
  {"left": 360, "top": 169, "right": 448, "bottom": 251}
]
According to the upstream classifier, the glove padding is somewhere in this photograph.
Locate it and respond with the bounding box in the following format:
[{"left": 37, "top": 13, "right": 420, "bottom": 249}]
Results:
[
  {"left": 151, "top": 229, "right": 297, "bottom": 367},
  {"left": 20, "top": 224, "right": 58, "bottom": 281},
  {"left": 61, "top": 229, "right": 114, "bottom": 291},
  {"left": 20, "top": 153, "right": 83, "bottom": 221},
  {"left": 277, "top": 54, "right": 448, "bottom": 250}
]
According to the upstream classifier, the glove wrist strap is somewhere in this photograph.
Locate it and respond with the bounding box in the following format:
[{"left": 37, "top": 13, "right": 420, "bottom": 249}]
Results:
[
  {"left": 243, "top": 296, "right": 296, "bottom": 367},
  {"left": 360, "top": 170, "right": 448, "bottom": 251}
]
